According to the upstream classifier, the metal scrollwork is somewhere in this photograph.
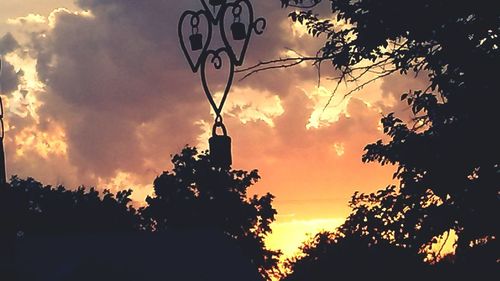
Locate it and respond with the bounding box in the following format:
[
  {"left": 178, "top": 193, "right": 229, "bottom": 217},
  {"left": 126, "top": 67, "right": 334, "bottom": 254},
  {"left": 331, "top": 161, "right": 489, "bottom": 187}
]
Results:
[
  {"left": 178, "top": 10, "right": 212, "bottom": 72},
  {"left": 179, "top": 0, "right": 266, "bottom": 114},
  {"left": 178, "top": 0, "right": 266, "bottom": 167},
  {"left": 200, "top": 48, "right": 234, "bottom": 118}
]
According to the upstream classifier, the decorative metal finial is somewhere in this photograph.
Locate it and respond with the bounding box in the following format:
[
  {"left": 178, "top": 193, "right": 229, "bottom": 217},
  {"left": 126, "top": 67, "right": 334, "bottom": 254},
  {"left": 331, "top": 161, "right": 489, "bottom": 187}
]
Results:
[{"left": 178, "top": 0, "right": 266, "bottom": 168}]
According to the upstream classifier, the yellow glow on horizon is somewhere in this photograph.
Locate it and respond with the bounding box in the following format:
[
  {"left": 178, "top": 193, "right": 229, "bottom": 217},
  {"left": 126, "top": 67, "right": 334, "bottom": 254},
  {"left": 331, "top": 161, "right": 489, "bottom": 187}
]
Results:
[{"left": 266, "top": 217, "right": 344, "bottom": 259}]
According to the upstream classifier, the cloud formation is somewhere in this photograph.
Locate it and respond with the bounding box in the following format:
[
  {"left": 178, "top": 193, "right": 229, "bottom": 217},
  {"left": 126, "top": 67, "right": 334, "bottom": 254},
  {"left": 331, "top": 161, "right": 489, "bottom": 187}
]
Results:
[
  {"left": 7, "top": 14, "right": 47, "bottom": 25},
  {"left": 1, "top": 33, "right": 21, "bottom": 94},
  {"left": 0, "top": 0, "right": 418, "bottom": 221}
]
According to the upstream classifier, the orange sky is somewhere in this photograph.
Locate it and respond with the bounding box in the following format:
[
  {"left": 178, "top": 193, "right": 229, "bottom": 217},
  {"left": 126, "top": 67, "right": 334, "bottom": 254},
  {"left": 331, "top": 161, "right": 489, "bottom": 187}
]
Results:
[{"left": 0, "top": 0, "right": 435, "bottom": 259}]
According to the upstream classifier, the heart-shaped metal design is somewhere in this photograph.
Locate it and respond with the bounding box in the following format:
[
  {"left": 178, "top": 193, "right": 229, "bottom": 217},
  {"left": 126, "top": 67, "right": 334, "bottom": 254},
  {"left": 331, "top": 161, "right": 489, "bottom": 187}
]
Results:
[
  {"left": 200, "top": 48, "right": 234, "bottom": 117},
  {"left": 178, "top": 10, "right": 212, "bottom": 73},
  {"left": 200, "top": 0, "right": 226, "bottom": 24},
  {"left": 220, "top": 0, "right": 266, "bottom": 66}
]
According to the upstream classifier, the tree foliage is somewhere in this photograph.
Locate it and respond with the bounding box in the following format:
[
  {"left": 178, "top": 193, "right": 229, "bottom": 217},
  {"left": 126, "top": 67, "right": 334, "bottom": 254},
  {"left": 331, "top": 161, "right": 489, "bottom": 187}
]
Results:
[
  {"left": 0, "top": 176, "right": 139, "bottom": 236},
  {"left": 141, "top": 147, "right": 280, "bottom": 279},
  {"left": 275, "top": 0, "right": 499, "bottom": 279},
  {"left": 0, "top": 177, "right": 140, "bottom": 279},
  {"left": 0, "top": 147, "right": 280, "bottom": 280},
  {"left": 283, "top": 231, "right": 425, "bottom": 281}
]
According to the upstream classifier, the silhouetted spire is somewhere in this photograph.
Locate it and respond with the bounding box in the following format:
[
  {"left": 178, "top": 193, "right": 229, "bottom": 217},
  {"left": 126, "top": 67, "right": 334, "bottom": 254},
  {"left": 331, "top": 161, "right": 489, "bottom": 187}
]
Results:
[{"left": 0, "top": 58, "right": 6, "bottom": 186}]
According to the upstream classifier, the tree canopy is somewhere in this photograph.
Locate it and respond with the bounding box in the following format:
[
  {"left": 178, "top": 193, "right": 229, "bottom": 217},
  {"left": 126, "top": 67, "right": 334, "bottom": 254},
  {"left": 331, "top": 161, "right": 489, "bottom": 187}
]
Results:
[
  {"left": 0, "top": 147, "right": 279, "bottom": 280},
  {"left": 0, "top": 176, "right": 139, "bottom": 236},
  {"left": 141, "top": 147, "right": 280, "bottom": 279},
  {"left": 270, "top": 0, "right": 499, "bottom": 279}
]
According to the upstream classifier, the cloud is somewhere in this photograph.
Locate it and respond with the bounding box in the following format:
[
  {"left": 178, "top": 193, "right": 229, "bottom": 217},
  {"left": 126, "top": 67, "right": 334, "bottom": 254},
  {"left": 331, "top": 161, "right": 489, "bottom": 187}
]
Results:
[
  {"left": 2, "top": 1, "right": 405, "bottom": 218},
  {"left": 7, "top": 14, "right": 47, "bottom": 26},
  {"left": 1, "top": 33, "right": 22, "bottom": 95},
  {"left": 0, "top": 59, "right": 21, "bottom": 95},
  {"left": 333, "top": 142, "right": 345, "bottom": 156},
  {"left": 16, "top": 0, "right": 325, "bottom": 188},
  {"left": 29, "top": 4, "right": 209, "bottom": 184},
  {"left": 222, "top": 86, "right": 285, "bottom": 127},
  {"left": 0, "top": 33, "right": 20, "bottom": 55}
]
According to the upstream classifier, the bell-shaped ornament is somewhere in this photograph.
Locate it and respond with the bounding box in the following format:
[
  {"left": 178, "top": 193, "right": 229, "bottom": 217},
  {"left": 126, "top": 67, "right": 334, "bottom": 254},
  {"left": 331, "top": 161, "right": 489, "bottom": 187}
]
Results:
[
  {"left": 189, "top": 34, "right": 203, "bottom": 51},
  {"left": 209, "top": 122, "right": 232, "bottom": 168},
  {"left": 231, "top": 22, "right": 246, "bottom": 41}
]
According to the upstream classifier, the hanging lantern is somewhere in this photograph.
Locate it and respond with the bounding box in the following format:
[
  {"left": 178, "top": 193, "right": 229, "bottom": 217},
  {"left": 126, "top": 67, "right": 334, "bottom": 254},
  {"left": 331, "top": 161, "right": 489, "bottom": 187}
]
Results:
[
  {"left": 189, "top": 34, "right": 203, "bottom": 51},
  {"left": 231, "top": 22, "right": 246, "bottom": 40},
  {"left": 209, "top": 122, "right": 232, "bottom": 168}
]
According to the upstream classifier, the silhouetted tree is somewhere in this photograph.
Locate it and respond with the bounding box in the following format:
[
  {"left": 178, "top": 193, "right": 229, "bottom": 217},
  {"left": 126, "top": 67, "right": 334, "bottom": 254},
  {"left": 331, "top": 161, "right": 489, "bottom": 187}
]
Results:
[
  {"left": 0, "top": 176, "right": 140, "bottom": 279},
  {"left": 282, "top": 231, "right": 425, "bottom": 281},
  {"left": 0, "top": 176, "right": 139, "bottom": 236},
  {"left": 140, "top": 147, "right": 280, "bottom": 279},
  {"left": 264, "top": 0, "right": 500, "bottom": 279},
  {"left": 0, "top": 147, "right": 280, "bottom": 279}
]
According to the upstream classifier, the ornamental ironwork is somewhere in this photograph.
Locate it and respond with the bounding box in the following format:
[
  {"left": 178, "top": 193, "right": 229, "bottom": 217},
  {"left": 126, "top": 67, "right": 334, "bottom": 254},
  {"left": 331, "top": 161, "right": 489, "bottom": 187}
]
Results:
[{"left": 178, "top": 0, "right": 266, "bottom": 168}]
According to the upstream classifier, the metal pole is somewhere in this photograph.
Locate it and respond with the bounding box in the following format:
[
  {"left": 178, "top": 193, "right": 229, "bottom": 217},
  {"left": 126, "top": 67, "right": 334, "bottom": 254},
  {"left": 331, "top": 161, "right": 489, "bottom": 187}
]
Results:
[{"left": 0, "top": 57, "right": 7, "bottom": 185}]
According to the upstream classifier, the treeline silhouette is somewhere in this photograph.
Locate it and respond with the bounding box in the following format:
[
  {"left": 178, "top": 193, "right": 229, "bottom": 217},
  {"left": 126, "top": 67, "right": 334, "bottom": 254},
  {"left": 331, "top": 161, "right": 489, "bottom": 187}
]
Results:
[
  {"left": 0, "top": 147, "right": 279, "bottom": 280},
  {"left": 1, "top": 0, "right": 498, "bottom": 280}
]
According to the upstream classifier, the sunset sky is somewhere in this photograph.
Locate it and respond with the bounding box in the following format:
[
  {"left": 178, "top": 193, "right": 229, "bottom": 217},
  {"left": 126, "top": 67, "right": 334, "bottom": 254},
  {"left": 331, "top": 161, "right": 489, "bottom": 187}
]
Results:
[{"left": 0, "top": 0, "right": 430, "bottom": 258}]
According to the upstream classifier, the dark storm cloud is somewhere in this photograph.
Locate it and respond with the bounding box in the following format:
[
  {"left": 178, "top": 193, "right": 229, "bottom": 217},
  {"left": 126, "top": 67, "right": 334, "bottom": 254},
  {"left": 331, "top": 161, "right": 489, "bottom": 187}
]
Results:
[
  {"left": 1, "top": 33, "right": 22, "bottom": 94},
  {"left": 0, "top": 59, "right": 20, "bottom": 94},
  {"left": 0, "top": 33, "right": 20, "bottom": 54},
  {"left": 31, "top": 2, "right": 206, "bottom": 181}
]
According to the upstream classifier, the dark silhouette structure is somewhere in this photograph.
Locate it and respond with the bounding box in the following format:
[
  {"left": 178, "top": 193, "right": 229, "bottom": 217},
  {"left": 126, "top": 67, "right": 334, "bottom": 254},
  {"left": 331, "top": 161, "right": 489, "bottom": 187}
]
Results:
[
  {"left": 0, "top": 97, "right": 6, "bottom": 186},
  {"left": 178, "top": 0, "right": 266, "bottom": 168},
  {"left": 0, "top": 57, "right": 6, "bottom": 185}
]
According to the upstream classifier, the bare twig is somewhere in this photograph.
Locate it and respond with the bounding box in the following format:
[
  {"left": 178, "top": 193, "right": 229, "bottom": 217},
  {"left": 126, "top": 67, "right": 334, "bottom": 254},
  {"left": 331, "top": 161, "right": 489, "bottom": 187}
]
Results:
[
  {"left": 236, "top": 56, "right": 331, "bottom": 76},
  {"left": 238, "top": 60, "right": 306, "bottom": 81},
  {"left": 323, "top": 67, "right": 399, "bottom": 110}
]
